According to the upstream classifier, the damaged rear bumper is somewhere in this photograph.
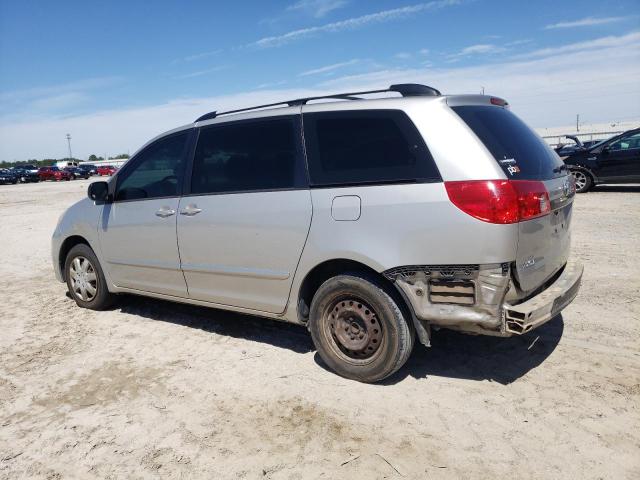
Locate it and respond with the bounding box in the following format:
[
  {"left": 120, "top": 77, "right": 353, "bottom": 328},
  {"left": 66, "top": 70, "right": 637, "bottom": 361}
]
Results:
[
  {"left": 384, "top": 260, "right": 583, "bottom": 338},
  {"left": 503, "top": 260, "right": 583, "bottom": 334}
]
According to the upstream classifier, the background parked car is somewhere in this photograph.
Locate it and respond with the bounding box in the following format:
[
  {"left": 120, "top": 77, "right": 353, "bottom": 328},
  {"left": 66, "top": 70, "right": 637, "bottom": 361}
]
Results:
[
  {"left": 555, "top": 136, "right": 608, "bottom": 158},
  {"left": 77, "top": 164, "right": 97, "bottom": 176},
  {"left": 563, "top": 128, "right": 640, "bottom": 192},
  {"left": 555, "top": 136, "right": 585, "bottom": 158},
  {"left": 96, "top": 165, "right": 117, "bottom": 176},
  {"left": 15, "top": 164, "right": 39, "bottom": 173},
  {"left": 63, "top": 166, "right": 90, "bottom": 180},
  {"left": 581, "top": 139, "right": 603, "bottom": 149},
  {"left": 0, "top": 168, "right": 18, "bottom": 185},
  {"left": 11, "top": 166, "right": 40, "bottom": 183},
  {"left": 38, "top": 166, "right": 72, "bottom": 181}
]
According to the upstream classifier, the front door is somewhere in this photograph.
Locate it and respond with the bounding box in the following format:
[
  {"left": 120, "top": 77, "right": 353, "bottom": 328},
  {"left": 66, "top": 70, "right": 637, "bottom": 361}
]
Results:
[
  {"left": 177, "top": 116, "right": 311, "bottom": 313},
  {"left": 99, "top": 130, "right": 192, "bottom": 297},
  {"left": 597, "top": 131, "right": 640, "bottom": 181}
]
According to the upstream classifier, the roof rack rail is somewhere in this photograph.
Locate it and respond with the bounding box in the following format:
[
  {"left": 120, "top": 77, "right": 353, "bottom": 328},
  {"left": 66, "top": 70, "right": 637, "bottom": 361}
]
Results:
[{"left": 194, "top": 83, "right": 441, "bottom": 122}]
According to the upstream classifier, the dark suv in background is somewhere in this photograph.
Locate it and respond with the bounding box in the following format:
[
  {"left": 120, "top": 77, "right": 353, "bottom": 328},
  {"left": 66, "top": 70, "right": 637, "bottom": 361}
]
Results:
[
  {"left": 12, "top": 165, "right": 40, "bottom": 183},
  {"left": 563, "top": 128, "right": 640, "bottom": 192},
  {"left": 77, "top": 164, "right": 97, "bottom": 176}
]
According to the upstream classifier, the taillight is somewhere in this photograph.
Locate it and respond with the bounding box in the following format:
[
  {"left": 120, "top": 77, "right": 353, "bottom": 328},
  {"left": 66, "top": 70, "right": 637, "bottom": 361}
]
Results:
[{"left": 445, "top": 180, "right": 551, "bottom": 224}]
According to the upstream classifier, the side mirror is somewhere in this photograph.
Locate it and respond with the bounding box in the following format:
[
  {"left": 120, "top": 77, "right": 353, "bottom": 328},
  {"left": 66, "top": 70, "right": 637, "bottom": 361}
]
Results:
[{"left": 88, "top": 181, "right": 111, "bottom": 203}]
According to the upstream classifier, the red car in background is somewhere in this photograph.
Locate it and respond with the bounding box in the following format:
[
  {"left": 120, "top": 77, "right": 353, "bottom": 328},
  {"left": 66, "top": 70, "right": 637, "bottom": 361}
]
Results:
[
  {"left": 38, "top": 166, "right": 72, "bottom": 181},
  {"left": 97, "top": 165, "right": 117, "bottom": 176}
]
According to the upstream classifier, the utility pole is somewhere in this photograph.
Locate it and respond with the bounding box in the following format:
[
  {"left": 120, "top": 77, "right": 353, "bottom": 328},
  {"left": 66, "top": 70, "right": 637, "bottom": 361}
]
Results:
[
  {"left": 481, "top": 86, "right": 485, "bottom": 95},
  {"left": 66, "top": 133, "right": 72, "bottom": 160},
  {"left": 576, "top": 114, "right": 580, "bottom": 132}
]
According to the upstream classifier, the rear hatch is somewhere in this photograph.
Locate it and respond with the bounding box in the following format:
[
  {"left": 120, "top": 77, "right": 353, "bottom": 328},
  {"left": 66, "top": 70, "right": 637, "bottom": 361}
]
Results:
[{"left": 452, "top": 103, "right": 574, "bottom": 294}]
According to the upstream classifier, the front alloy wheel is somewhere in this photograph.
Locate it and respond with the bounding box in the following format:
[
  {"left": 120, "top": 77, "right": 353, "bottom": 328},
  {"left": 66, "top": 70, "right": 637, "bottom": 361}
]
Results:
[
  {"left": 65, "top": 243, "right": 115, "bottom": 310},
  {"left": 69, "top": 256, "right": 97, "bottom": 302},
  {"left": 572, "top": 170, "right": 592, "bottom": 193}
]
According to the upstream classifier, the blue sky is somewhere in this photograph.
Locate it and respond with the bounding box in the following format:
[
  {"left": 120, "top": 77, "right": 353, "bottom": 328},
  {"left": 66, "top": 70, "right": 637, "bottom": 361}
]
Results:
[{"left": 0, "top": 0, "right": 639, "bottom": 160}]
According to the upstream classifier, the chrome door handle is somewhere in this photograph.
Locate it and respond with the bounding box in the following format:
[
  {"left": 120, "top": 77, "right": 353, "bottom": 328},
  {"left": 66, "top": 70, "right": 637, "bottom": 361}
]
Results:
[
  {"left": 180, "top": 204, "right": 202, "bottom": 216},
  {"left": 155, "top": 207, "right": 176, "bottom": 218}
]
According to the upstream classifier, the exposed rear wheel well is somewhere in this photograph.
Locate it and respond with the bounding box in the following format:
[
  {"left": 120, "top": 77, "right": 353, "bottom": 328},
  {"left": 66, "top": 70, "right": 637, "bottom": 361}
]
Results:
[
  {"left": 297, "top": 259, "right": 413, "bottom": 325},
  {"left": 59, "top": 236, "right": 91, "bottom": 280}
]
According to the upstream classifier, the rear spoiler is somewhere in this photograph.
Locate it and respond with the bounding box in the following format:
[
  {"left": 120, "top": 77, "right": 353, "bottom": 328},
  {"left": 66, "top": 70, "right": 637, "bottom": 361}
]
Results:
[{"left": 445, "top": 94, "right": 510, "bottom": 109}]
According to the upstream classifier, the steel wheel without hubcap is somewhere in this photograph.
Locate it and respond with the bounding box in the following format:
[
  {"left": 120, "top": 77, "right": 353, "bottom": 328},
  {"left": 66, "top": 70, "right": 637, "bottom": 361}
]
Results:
[
  {"left": 325, "top": 298, "right": 383, "bottom": 363},
  {"left": 572, "top": 171, "right": 588, "bottom": 191},
  {"left": 69, "top": 256, "right": 98, "bottom": 302}
]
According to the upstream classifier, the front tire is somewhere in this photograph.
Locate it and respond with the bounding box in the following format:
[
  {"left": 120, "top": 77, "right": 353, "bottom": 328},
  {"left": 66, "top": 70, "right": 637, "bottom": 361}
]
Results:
[
  {"left": 571, "top": 169, "right": 593, "bottom": 193},
  {"left": 309, "top": 273, "right": 414, "bottom": 383},
  {"left": 64, "top": 244, "right": 115, "bottom": 310}
]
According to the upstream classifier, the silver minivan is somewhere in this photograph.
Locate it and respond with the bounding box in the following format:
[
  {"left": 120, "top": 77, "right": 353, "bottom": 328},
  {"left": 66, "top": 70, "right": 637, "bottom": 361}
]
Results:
[{"left": 52, "top": 84, "right": 583, "bottom": 382}]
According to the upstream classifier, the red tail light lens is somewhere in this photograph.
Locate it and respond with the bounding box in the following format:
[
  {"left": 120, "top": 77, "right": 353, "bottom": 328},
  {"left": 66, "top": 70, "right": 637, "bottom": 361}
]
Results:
[{"left": 445, "top": 180, "right": 551, "bottom": 224}]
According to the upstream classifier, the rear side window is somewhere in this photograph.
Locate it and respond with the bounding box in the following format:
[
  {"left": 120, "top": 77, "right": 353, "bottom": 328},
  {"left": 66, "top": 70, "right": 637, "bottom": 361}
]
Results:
[
  {"left": 303, "top": 110, "right": 440, "bottom": 186},
  {"left": 452, "top": 106, "right": 565, "bottom": 180},
  {"left": 191, "top": 117, "right": 304, "bottom": 195}
]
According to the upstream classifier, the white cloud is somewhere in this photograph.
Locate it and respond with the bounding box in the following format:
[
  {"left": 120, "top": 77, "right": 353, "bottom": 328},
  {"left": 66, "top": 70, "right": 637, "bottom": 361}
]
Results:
[
  {"left": 317, "top": 33, "right": 640, "bottom": 127},
  {"left": 2, "top": 32, "right": 639, "bottom": 161},
  {"left": 516, "top": 31, "right": 640, "bottom": 58},
  {"left": 461, "top": 44, "right": 501, "bottom": 54},
  {"left": 182, "top": 49, "right": 223, "bottom": 62},
  {"left": 450, "top": 43, "right": 507, "bottom": 58},
  {"left": 256, "top": 80, "right": 288, "bottom": 89},
  {"left": 395, "top": 52, "right": 412, "bottom": 60},
  {"left": 286, "top": 0, "right": 348, "bottom": 18},
  {"left": 0, "top": 76, "right": 122, "bottom": 104},
  {"left": 0, "top": 89, "right": 321, "bottom": 161},
  {"left": 299, "top": 59, "right": 360, "bottom": 76},
  {"left": 29, "top": 92, "right": 89, "bottom": 112},
  {"left": 173, "top": 65, "right": 229, "bottom": 79},
  {"left": 250, "top": 0, "right": 461, "bottom": 48},
  {"left": 0, "top": 76, "right": 124, "bottom": 120},
  {"left": 545, "top": 16, "right": 625, "bottom": 30}
]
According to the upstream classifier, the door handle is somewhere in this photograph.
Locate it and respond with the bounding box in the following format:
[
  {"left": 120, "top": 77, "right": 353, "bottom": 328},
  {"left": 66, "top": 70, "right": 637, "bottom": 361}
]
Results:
[
  {"left": 180, "top": 204, "right": 202, "bottom": 216},
  {"left": 155, "top": 207, "right": 176, "bottom": 218}
]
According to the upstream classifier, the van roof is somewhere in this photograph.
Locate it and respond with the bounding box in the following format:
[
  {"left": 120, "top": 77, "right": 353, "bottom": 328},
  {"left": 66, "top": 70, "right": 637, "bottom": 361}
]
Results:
[
  {"left": 194, "top": 83, "right": 442, "bottom": 123},
  {"left": 134, "top": 86, "right": 508, "bottom": 160}
]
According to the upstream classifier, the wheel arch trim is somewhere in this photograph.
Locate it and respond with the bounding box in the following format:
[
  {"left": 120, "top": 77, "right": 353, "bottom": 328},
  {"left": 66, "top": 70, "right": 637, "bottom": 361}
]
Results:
[{"left": 292, "top": 257, "right": 428, "bottom": 345}]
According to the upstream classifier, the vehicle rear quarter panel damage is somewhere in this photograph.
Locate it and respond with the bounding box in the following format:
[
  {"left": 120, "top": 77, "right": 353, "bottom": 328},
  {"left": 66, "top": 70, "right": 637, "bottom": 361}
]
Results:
[{"left": 385, "top": 264, "right": 511, "bottom": 336}]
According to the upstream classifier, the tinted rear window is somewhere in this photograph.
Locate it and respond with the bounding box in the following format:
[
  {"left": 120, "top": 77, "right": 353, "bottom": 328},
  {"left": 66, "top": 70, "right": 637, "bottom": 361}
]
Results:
[
  {"left": 191, "top": 117, "right": 304, "bottom": 195},
  {"left": 452, "top": 106, "right": 565, "bottom": 180},
  {"left": 303, "top": 110, "right": 440, "bottom": 186}
]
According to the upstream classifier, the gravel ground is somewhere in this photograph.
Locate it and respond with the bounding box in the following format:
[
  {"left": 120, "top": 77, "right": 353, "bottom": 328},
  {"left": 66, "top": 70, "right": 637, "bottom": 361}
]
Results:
[{"left": 0, "top": 179, "right": 638, "bottom": 479}]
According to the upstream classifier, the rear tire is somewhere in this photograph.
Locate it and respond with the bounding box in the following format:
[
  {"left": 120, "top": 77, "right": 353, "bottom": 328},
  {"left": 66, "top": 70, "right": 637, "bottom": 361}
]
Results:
[
  {"left": 64, "top": 244, "right": 116, "bottom": 310},
  {"left": 571, "top": 169, "right": 592, "bottom": 193},
  {"left": 308, "top": 273, "right": 414, "bottom": 383}
]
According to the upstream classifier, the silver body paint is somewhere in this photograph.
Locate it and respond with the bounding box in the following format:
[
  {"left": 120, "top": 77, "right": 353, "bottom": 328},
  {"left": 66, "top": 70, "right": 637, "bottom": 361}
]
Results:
[{"left": 52, "top": 94, "right": 582, "bottom": 339}]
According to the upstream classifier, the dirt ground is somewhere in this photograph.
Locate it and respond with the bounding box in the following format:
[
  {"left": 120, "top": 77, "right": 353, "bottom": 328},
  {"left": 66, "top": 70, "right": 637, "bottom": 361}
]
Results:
[{"left": 0, "top": 179, "right": 638, "bottom": 479}]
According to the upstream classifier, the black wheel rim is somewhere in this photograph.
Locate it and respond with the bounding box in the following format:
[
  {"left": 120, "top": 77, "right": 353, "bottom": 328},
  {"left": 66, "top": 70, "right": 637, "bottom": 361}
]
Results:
[{"left": 324, "top": 297, "right": 384, "bottom": 363}]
